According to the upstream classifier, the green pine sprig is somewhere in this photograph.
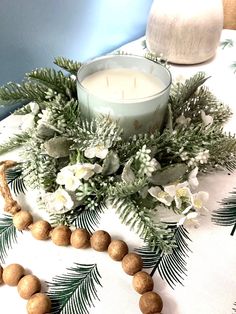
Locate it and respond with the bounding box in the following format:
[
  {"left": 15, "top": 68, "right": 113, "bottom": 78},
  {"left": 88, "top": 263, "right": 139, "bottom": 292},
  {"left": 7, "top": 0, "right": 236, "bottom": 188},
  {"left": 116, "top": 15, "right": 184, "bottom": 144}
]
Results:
[
  {"left": 111, "top": 197, "right": 176, "bottom": 253},
  {"left": 27, "top": 68, "right": 77, "bottom": 99},
  {"left": 0, "top": 214, "right": 18, "bottom": 263},
  {"left": 71, "top": 117, "right": 122, "bottom": 151},
  {"left": 170, "top": 73, "right": 232, "bottom": 126},
  {"left": 0, "top": 132, "right": 31, "bottom": 155},
  {"left": 0, "top": 81, "right": 49, "bottom": 104},
  {"left": 54, "top": 56, "right": 82, "bottom": 75},
  {"left": 47, "top": 263, "right": 102, "bottom": 314}
]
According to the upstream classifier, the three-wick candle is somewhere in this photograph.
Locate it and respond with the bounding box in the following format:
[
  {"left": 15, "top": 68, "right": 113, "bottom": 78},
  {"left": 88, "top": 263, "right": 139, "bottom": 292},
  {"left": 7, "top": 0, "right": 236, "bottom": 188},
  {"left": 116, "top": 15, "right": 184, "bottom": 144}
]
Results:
[{"left": 76, "top": 55, "right": 171, "bottom": 137}]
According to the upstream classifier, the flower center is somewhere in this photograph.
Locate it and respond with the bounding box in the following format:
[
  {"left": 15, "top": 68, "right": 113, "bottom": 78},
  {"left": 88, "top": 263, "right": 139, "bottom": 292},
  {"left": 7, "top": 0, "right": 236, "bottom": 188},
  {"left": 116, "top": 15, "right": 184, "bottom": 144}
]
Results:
[{"left": 176, "top": 188, "right": 188, "bottom": 198}]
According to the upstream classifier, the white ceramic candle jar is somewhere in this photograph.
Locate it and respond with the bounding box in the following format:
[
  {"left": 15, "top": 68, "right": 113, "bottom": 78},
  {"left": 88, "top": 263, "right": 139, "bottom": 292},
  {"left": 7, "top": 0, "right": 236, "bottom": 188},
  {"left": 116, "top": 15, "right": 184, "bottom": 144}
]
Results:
[{"left": 76, "top": 55, "right": 171, "bottom": 137}]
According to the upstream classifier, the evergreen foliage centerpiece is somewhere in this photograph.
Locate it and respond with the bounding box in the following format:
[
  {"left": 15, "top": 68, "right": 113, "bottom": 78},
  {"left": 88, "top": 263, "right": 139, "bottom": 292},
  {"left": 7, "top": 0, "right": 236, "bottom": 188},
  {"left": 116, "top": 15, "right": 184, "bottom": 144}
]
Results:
[{"left": 0, "top": 55, "right": 235, "bottom": 264}]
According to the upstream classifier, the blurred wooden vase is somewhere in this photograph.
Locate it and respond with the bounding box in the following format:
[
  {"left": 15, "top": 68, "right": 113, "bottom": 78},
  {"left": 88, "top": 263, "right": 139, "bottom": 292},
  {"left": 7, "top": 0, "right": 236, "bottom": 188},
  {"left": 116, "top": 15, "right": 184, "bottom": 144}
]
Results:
[{"left": 146, "top": 0, "right": 224, "bottom": 64}]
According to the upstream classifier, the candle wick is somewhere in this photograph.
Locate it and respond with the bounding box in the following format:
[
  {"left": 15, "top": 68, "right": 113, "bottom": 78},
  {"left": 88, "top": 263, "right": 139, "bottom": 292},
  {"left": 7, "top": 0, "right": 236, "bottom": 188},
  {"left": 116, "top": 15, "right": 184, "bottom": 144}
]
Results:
[
  {"left": 106, "top": 76, "right": 109, "bottom": 87},
  {"left": 134, "top": 77, "right": 137, "bottom": 88}
]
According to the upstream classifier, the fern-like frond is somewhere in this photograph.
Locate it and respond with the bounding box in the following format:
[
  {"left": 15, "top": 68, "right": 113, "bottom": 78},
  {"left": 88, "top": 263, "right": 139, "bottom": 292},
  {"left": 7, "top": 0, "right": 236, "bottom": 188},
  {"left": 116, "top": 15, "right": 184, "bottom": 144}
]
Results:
[
  {"left": 0, "top": 132, "right": 31, "bottom": 155},
  {"left": 136, "top": 226, "right": 191, "bottom": 288},
  {"left": 220, "top": 39, "right": 234, "bottom": 49},
  {"left": 0, "top": 214, "right": 18, "bottom": 263},
  {"left": 54, "top": 57, "right": 82, "bottom": 75},
  {"left": 6, "top": 164, "right": 27, "bottom": 195},
  {"left": 47, "top": 263, "right": 102, "bottom": 314},
  {"left": 107, "top": 178, "right": 147, "bottom": 198},
  {"left": 231, "top": 62, "right": 236, "bottom": 74},
  {"left": 27, "top": 68, "right": 77, "bottom": 99},
  {"left": 233, "top": 302, "right": 236, "bottom": 312},
  {"left": 170, "top": 72, "right": 208, "bottom": 110},
  {"left": 0, "top": 81, "right": 48, "bottom": 103},
  {"left": 71, "top": 117, "right": 122, "bottom": 150},
  {"left": 112, "top": 198, "right": 176, "bottom": 253},
  {"left": 212, "top": 189, "right": 236, "bottom": 235}
]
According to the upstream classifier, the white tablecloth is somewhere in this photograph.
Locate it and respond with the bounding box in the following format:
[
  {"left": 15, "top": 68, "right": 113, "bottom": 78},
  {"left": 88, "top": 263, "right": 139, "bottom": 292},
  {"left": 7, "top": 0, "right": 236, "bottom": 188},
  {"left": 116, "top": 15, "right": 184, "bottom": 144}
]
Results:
[{"left": 0, "top": 30, "right": 236, "bottom": 314}]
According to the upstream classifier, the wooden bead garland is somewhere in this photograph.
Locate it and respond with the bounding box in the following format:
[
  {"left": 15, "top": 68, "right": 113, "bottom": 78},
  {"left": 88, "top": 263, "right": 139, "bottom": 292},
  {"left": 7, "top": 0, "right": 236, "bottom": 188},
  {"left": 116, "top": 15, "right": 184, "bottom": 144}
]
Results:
[
  {"left": 139, "top": 291, "right": 163, "bottom": 314},
  {"left": 51, "top": 225, "right": 72, "bottom": 246},
  {"left": 0, "top": 263, "right": 51, "bottom": 314},
  {"left": 18, "top": 275, "right": 41, "bottom": 299},
  {"left": 90, "top": 230, "right": 111, "bottom": 251},
  {"left": 133, "top": 271, "right": 154, "bottom": 294},
  {"left": 0, "top": 265, "right": 3, "bottom": 284},
  {"left": 108, "top": 240, "right": 129, "bottom": 261},
  {"left": 70, "top": 228, "right": 90, "bottom": 249},
  {"left": 122, "top": 253, "right": 143, "bottom": 276},
  {"left": 30, "top": 220, "right": 52, "bottom": 240},
  {"left": 2, "top": 263, "right": 25, "bottom": 286},
  {"left": 27, "top": 293, "right": 51, "bottom": 314},
  {"left": 0, "top": 160, "right": 165, "bottom": 314},
  {"left": 13, "top": 210, "right": 33, "bottom": 231}
]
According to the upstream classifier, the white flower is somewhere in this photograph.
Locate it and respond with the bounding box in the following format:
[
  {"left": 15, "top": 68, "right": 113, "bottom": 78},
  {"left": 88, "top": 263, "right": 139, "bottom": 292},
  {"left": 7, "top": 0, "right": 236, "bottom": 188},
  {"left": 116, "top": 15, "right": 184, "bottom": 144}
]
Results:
[
  {"left": 177, "top": 212, "right": 200, "bottom": 228},
  {"left": 192, "top": 191, "right": 209, "bottom": 214},
  {"left": 195, "top": 150, "right": 210, "bottom": 164},
  {"left": 84, "top": 144, "right": 109, "bottom": 159},
  {"left": 176, "top": 115, "right": 191, "bottom": 125},
  {"left": 56, "top": 166, "right": 81, "bottom": 191},
  {"left": 70, "top": 74, "right": 77, "bottom": 81},
  {"left": 148, "top": 186, "right": 173, "bottom": 206},
  {"left": 38, "top": 108, "right": 52, "bottom": 125},
  {"left": 180, "top": 151, "right": 188, "bottom": 161},
  {"left": 56, "top": 163, "right": 102, "bottom": 190},
  {"left": 29, "top": 102, "right": 39, "bottom": 115},
  {"left": 73, "top": 163, "right": 102, "bottom": 180},
  {"left": 188, "top": 167, "right": 199, "bottom": 189},
  {"left": 43, "top": 188, "right": 74, "bottom": 214},
  {"left": 145, "top": 158, "right": 160, "bottom": 177},
  {"left": 201, "top": 110, "right": 213, "bottom": 128},
  {"left": 164, "top": 182, "right": 193, "bottom": 213}
]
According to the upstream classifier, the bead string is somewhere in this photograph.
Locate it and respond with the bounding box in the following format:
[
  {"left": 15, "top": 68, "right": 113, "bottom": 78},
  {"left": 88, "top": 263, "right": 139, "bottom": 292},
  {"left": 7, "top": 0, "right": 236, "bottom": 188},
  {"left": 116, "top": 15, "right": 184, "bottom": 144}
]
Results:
[{"left": 0, "top": 160, "right": 164, "bottom": 314}]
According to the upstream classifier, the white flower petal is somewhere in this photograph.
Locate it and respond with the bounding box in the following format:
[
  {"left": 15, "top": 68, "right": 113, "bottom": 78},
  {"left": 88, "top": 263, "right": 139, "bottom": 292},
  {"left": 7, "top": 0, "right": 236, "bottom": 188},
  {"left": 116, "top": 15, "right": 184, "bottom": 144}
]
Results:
[
  {"left": 84, "top": 147, "right": 96, "bottom": 159},
  {"left": 148, "top": 186, "right": 162, "bottom": 198},
  {"left": 96, "top": 147, "right": 109, "bottom": 159},
  {"left": 29, "top": 102, "right": 40, "bottom": 115},
  {"left": 94, "top": 164, "right": 103, "bottom": 173},
  {"left": 164, "top": 185, "right": 176, "bottom": 197}
]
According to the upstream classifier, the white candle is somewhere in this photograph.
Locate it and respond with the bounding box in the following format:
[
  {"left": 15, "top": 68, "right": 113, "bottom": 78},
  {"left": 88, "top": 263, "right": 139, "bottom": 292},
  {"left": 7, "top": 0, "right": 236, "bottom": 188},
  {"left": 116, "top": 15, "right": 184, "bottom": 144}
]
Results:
[
  {"left": 81, "top": 68, "right": 165, "bottom": 102},
  {"left": 76, "top": 55, "right": 171, "bottom": 137}
]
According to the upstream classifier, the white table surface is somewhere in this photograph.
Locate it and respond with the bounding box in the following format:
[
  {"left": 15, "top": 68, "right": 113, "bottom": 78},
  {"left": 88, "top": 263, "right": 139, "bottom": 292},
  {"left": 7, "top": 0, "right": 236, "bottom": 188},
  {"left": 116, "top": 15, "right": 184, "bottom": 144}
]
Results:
[{"left": 0, "top": 29, "right": 236, "bottom": 314}]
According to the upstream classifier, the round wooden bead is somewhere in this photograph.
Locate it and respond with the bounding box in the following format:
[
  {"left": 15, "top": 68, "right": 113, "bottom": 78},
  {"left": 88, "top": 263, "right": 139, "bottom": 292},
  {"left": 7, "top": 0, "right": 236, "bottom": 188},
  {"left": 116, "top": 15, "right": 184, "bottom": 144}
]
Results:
[
  {"left": 31, "top": 220, "right": 51, "bottom": 240},
  {"left": 17, "top": 274, "right": 41, "bottom": 299},
  {"left": 27, "top": 293, "right": 51, "bottom": 314},
  {"left": 139, "top": 291, "right": 163, "bottom": 314},
  {"left": 90, "top": 230, "right": 111, "bottom": 252},
  {"left": 70, "top": 228, "right": 90, "bottom": 249},
  {"left": 122, "top": 253, "right": 143, "bottom": 276},
  {"left": 13, "top": 210, "right": 33, "bottom": 231},
  {"left": 51, "top": 225, "right": 72, "bottom": 246},
  {"left": 132, "top": 271, "right": 154, "bottom": 294},
  {"left": 3, "top": 264, "right": 24, "bottom": 286},
  {"left": 108, "top": 240, "right": 129, "bottom": 261},
  {"left": 0, "top": 265, "right": 3, "bottom": 284}
]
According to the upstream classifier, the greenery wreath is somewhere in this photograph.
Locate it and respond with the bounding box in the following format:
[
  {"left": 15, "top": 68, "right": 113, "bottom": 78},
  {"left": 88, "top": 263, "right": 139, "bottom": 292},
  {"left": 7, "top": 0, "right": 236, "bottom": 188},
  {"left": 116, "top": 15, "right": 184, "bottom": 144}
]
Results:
[{"left": 0, "top": 55, "right": 236, "bottom": 290}]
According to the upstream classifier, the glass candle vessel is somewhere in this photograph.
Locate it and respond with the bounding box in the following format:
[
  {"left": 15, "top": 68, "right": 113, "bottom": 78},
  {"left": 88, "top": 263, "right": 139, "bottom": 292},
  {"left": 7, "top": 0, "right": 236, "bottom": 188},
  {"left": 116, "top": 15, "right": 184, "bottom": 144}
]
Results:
[{"left": 76, "top": 55, "right": 172, "bottom": 137}]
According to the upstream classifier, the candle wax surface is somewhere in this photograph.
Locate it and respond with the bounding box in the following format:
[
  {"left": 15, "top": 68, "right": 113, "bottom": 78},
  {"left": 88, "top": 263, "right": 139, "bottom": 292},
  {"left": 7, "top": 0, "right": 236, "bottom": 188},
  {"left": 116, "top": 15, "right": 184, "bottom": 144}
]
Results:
[{"left": 81, "top": 68, "right": 165, "bottom": 102}]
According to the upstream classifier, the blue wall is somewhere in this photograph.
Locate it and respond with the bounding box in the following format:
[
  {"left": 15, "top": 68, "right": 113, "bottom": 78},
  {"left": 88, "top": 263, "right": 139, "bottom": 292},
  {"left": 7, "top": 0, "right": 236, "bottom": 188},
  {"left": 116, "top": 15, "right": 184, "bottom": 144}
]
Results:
[
  {"left": 0, "top": 0, "right": 153, "bottom": 119},
  {"left": 0, "top": 0, "right": 153, "bottom": 85}
]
